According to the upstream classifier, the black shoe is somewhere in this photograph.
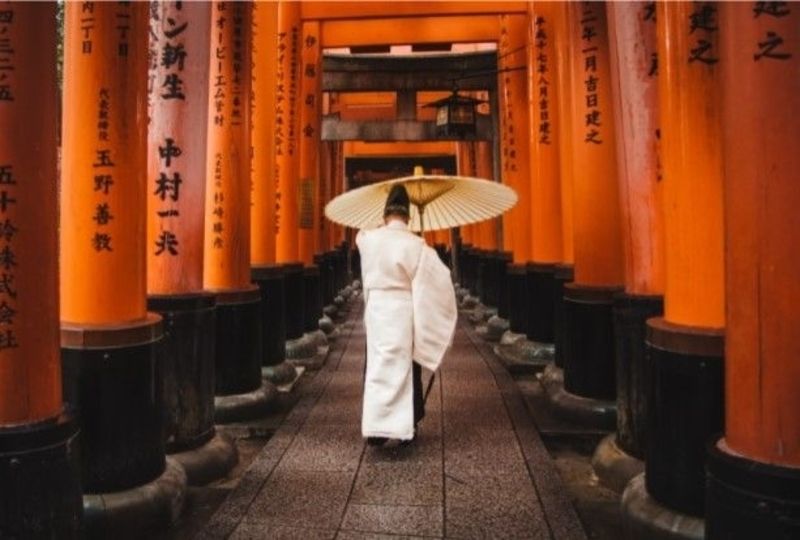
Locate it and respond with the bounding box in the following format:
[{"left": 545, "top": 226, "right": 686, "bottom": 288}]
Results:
[
  {"left": 399, "top": 428, "right": 417, "bottom": 447},
  {"left": 366, "top": 437, "right": 388, "bottom": 447}
]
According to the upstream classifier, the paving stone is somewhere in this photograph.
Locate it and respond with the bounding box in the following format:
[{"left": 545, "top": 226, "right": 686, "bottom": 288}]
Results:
[
  {"left": 336, "top": 532, "right": 430, "bottom": 540},
  {"left": 444, "top": 428, "right": 529, "bottom": 478},
  {"left": 277, "top": 425, "right": 363, "bottom": 473},
  {"left": 341, "top": 504, "right": 444, "bottom": 537},
  {"left": 230, "top": 521, "right": 337, "bottom": 540},
  {"left": 351, "top": 461, "right": 442, "bottom": 506},
  {"left": 247, "top": 469, "right": 354, "bottom": 530}
]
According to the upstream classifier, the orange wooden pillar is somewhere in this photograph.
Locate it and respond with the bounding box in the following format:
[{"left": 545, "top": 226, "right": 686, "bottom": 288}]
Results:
[
  {"left": 275, "top": 0, "right": 301, "bottom": 264},
  {"left": 204, "top": 2, "right": 270, "bottom": 420},
  {"left": 146, "top": 2, "right": 233, "bottom": 480},
  {"left": 559, "top": 2, "right": 624, "bottom": 416},
  {"left": 706, "top": 5, "right": 800, "bottom": 537},
  {"left": 623, "top": 2, "right": 726, "bottom": 529},
  {"left": 251, "top": 1, "right": 278, "bottom": 268},
  {"left": 274, "top": 2, "right": 309, "bottom": 356},
  {"left": 0, "top": 4, "right": 82, "bottom": 536},
  {"left": 60, "top": 1, "right": 185, "bottom": 520},
  {"left": 593, "top": 0, "right": 665, "bottom": 491},
  {"left": 251, "top": 1, "right": 294, "bottom": 385},
  {"left": 497, "top": 14, "right": 532, "bottom": 264},
  {"left": 525, "top": 1, "right": 565, "bottom": 350},
  {"left": 298, "top": 21, "right": 322, "bottom": 264},
  {"left": 296, "top": 21, "right": 328, "bottom": 346},
  {"left": 550, "top": 1, "right": 577, "bottom": 371}
]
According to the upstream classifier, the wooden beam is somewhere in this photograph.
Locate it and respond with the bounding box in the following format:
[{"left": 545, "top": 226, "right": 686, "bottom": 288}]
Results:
[
  {"left": 303, "top": 2, "right": 527, "bottom": 21},
  {"left": 320, "top": 15, "right": 501, "bottom": 48},
  {"left": 321, "top": 115, "right": 493, "bottom": 141},
  {"left": 322, "top": 51, "right": 497, "bottom": 92}
]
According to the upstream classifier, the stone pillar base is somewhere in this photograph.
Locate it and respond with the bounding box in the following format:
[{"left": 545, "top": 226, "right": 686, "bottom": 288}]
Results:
[
  {"left": 214, "top": 381, "right": 278, "bottom": 424},
  {"left": 540, "top": 365, "right": 616, "bottom": 430},
  {"left": 621, "top": 473, "right": 704, "bottom": 540},
  {"left": 460, "top": 294, "right": 479, "bottom": 309},
  {"left": 319, "top": 315, "right": 335, "bottom": 335},
  {"left": 285, "top": 333, "right": 318, "bottom": 360},
  {"left": 706, "top": 438, "right": 800, "bottom": 540},
  {"left": 323, "top": 304, "right": 337, "bottom": 318},
  {"left": 591, "top": 433, "right": 644, "bottom": 494},
  {"left": 494, "top": 330, "right": 554, "bottom": 374},
  {"left": 0, "top": 412, "right": 82, "bottom": 539},
  {"left": 468, "top": 303, "right": 497, "bottom": 324},
  {"left": 482, "top": 315, "right": 510, "bottom": 342},
  {"left": 169, "top": 432, "right": 238, "bottom": 486},
  {"left": 83, "top": 458, "right": 187, "bottom": 540},
  {"left": 262, "top": 361, "right": 299, "bottom": 386},
  {"left": 538, "top": 362, "right": 564, "bottom": 395}
]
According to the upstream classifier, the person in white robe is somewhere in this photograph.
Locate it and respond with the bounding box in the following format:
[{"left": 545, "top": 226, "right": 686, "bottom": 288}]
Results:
[{"left": 356, "top": 184, "right": 457, "bottom": 445}]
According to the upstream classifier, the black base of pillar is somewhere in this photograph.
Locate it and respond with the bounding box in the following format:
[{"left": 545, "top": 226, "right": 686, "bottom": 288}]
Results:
[
  {"left": 282, "top": 262, "right": 306, "bottom": 341},
  {"left": 526, "top": 263, "right": 557, "bottom": 344},
  {"left": 214, "top": 287, "right": 263, "bottom": 397},
  {"left": 61, "top": 315, "right": 166, "bottom": 492},
  {"left": 303, "top": 265, "right": 323, "bottom": 334},
  {"left": 592, "top": 433, "right": 644, "bottom": 494},
  {"left": 645, "top": 318, "right": 724, "bottom": 517},
  {"left": 251, "top": 264, "right": 287, "bottom": 368},
  {"left": 214, "top": 381, "right": 278, "bottom": 424},
  {"left": 169, "top": 431, "right": 237, "bottom": 486},
  {"left": 621, "top": 473, "right": 704, "bottom": 540},
  {"left": 563, "top": 283, "right": 622, "bottom": 401},
  {"left": 613, "top": 293, "right": 664, "bottom": 460},
  {"left": 0, "top": 412, "right": 83, "bottom": 539},
  {"left": 147, "top": 293, "right": 216, "bottom": 454},
  {"left": 541, "top": 359, "right": 615, "bottom": 429},
  {"left": 706, "top": 439, "right": 800, "bottom": 540},
  {"left": 82, "top": 457, "right": 186, "bottom": 540},
  {"left": 507, "top": 264, "right": 529, "bottom": 335},
  {"left": 553, "top": 264, "right": 574, "bottom": 369}
]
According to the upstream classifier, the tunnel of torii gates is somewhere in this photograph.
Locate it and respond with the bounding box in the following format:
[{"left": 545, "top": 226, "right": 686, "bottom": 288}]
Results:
[{"left": 0, "top": 1, "right": 797, "bottom": 539}]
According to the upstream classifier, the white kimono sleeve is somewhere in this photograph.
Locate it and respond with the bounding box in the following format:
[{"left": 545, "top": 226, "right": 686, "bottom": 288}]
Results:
[{"left": 411, "top": 246, "right": 457, "bottom": 372}]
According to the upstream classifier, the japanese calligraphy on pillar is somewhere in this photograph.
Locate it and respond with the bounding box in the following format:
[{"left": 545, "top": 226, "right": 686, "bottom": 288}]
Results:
[
  {"left": 80, "top": 2, "right": 95, "bottom": 55},
  {"left": 752, "top": 1, "right": 792, "bottom": 61},
  {"left": 643, "top": 2, "right": 658, "bottom": 77},
  {"left": 298, "top": 22, "right": 320, "bottom": 231},
  {"left": 149, "top": 2, "right": 189, "bottom": 258},
  {"left": 0, "top": 5, "right": 14, "bottom": 101},
  {"left": 499, "top": 20, "right": 517, "bottom": 174},
  {"left": 92, "top": 90, "right": 115, "bottom": 252},
  {"left": 581, "top": 2, "right": 604, "bottom": 145},
  {"left": 0, "top": 164, "right": 18, "bottom": 349},
  {"left": 534, "top": 16, "right": 552, "bottom": 144},
  {"left": 688, "top": 2, "right": 719, "bottom": 65}
]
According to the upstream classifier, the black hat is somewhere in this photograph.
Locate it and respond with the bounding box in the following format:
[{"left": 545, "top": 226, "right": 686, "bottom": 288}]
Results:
[{"left": 384, "top": 184, "right": 410, "bottom": 218}]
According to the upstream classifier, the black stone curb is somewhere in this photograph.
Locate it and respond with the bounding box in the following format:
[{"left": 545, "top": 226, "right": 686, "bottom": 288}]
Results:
[
  {"left": 463, "top": 320, "right": 589, "bottom": 540},
  {"left": 197, "top": 300, "right": 361, "bottom": 540}
]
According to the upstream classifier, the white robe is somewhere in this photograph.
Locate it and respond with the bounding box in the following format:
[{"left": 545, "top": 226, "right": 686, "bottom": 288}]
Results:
[{"left": 357, "top": 220, "right": 457, "bottom": 440}]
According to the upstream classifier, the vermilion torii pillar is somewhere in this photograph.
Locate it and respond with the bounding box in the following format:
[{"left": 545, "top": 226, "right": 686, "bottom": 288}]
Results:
[
  {"left": 297, "top": 20, "right": 330, "bottom": 354},
  {"left": 298, "top": 20, "right": 322, "bottom": 264},
  {"left": 275, "top": 1, "right": 316, "bottom": 363},
  {"left": 204, "top": 1, "right": 275, "bottom": 423},
  {"left": 251, "top": 1, "right": 296, "bottom": 388},
  {"left": 623, "top": 3, "right": 725, "bottom": 537},
  {"left": 497, "top": 13, "right": 533, "bottom": 346},
  {"left": 555, "top": 1, "right": 624, "bottom": 429},
  {"left": 0, "top": 4, "right": 82, "bottom": 537},
  {"left": 147, "top": 1, "right": 237, "bottom": 485},
  {"left": 60, "top": 2, "right": 186, "bottom": 533},
  {"left": 706, "top": 4, "right": 800, "bottom": 538},
  {"left": 524, "top": 0, "right": 564, "bottom": 362},
  {"left": 546, "top": 1, "right": 576, "bottom": 385},
  {"left": 593, "top": 0, "right": 665, "bottom": 495}
]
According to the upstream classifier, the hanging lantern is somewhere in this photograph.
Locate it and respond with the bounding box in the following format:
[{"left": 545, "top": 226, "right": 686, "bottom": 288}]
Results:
[{"left": 424, "top": 90, "right": 486, "bottom": 139}]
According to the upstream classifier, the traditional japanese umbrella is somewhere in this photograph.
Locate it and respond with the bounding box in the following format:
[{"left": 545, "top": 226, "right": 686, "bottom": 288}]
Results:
[{"left": 324, "top": 167, "right": 517, "bottom": 233}]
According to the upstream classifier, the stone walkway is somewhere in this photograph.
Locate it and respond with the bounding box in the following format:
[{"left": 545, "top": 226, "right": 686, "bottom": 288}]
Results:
[{"left": 199, "top": 303, "right": 587, "bottom": 539}]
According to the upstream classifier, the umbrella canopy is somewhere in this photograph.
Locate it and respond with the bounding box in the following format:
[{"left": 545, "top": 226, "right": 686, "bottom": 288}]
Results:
[{"left": 324, "top": 174, "right": 518, "bottom": 232}]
